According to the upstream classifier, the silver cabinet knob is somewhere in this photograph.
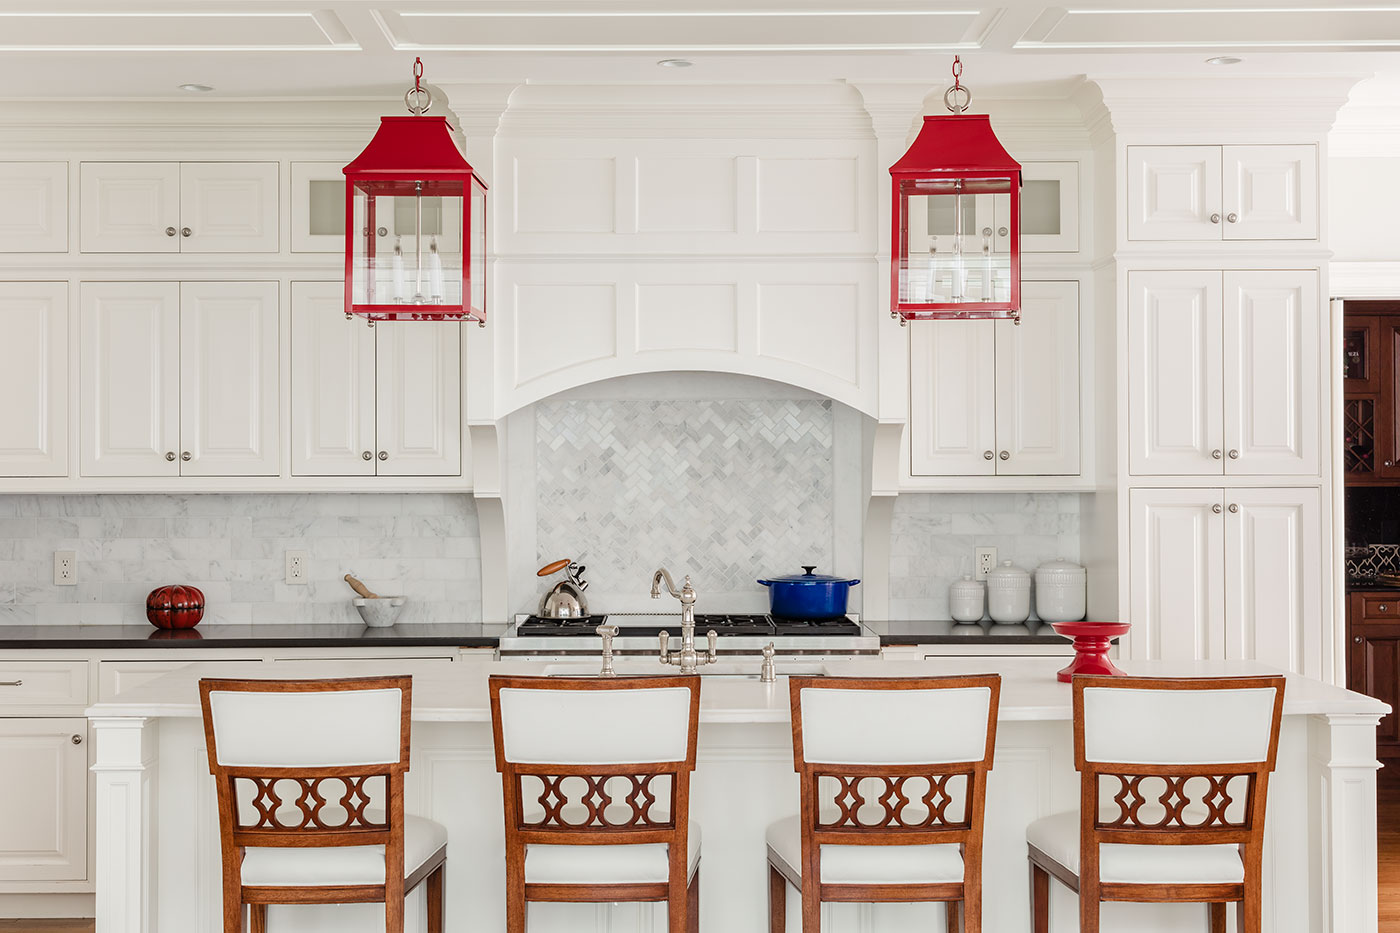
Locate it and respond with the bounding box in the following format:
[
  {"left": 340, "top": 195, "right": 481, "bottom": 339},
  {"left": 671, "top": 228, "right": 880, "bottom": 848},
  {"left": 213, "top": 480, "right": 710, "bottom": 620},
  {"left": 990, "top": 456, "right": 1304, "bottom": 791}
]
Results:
[
  {"left": 997, "top": 226, "right": 1008, "bottom": 237},
  {"left": 1212, "top": 504, "right": 1223, "bottom": 514},
  {"left": 70, "top": 734, "right": 83, "bottom": 745},
  {"left": 180, "top": 451, "right": 191, "bottom": 462},
  {"left": 1210, "top": 213, "right": 1221, "bottom": 224},
  {"left": 1228, "top": 449, "right": 1239, "bottom": 459},
  {"left": 377, "top": 226, "right": 388, "bottom": 237},
  {"left": 1226, "top": 212, "right": 1238, "bottom": 223},
  {"left": 999, "top": 450, "right": 1010, "bottom": 461},
  {"left": 1382, "top": 605, "right": 1390, "bottom": 613},
  {"left": 165, "top": 226, "right": 177, "bottom": 237},
  {"left": 1355, "top": 636, "right": 1363, "bottom": 644},
  {"left": 180, "top": 227, "right": 192, "bottom": 237},
  {"left": 165, "top": 451, "right": 176, "bottom": 462},
  {"left": 1387, "top": 460, "right": 1395, "bottom": 468},
  {"left": 378, "top": 451, "right": 388, "bottom": 461},
  {"left": 981, "top": 226, "right": 992, "bottom": 237},
  {"left": 362, "top": 451, "right": 373, "bottom": 461},
  {"left": 983, "top": 450, "right": 994, "bottom": 461},
  {"left": 1212, "top": 449, "right": 1222, "bottom": 460},
  {"left": 1228, "top": 503, "right": 1239, "bottom": 513}
]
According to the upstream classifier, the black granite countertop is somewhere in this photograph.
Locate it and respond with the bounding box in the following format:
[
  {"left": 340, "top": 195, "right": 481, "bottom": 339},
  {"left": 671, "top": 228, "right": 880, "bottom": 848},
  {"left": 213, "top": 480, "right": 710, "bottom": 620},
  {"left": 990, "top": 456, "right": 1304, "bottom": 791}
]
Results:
[
  {"left": 0, "top": 623, "right": 508, "bottom": 650},
  {"left": 1347, "top": 577, "right": 1400, "bottom": 594},
  {"left": 862, "top": 619, "right": 1081, "bottom": 646}
]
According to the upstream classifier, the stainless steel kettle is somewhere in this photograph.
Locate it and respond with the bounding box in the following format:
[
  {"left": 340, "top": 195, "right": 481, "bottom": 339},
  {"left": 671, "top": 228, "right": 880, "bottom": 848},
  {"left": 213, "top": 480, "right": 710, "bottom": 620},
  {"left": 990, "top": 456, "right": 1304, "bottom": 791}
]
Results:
[{"left": 537, "top": 559, "right": 590, "bottom": 618}]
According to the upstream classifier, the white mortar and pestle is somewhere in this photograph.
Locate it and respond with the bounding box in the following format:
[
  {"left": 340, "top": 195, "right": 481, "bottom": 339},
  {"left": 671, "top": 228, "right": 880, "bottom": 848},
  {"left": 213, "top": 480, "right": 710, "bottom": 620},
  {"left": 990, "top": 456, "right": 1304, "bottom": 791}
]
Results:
[{"left": 345, "top": 574, "right": 406, "bottom": 628}]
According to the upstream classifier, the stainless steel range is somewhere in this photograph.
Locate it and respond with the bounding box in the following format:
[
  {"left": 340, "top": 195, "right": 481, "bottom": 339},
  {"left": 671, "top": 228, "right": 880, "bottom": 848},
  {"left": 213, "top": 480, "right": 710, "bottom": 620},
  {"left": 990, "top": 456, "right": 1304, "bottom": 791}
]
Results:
[{"left": 498, "top": 612, "right": 880, "bottom": 658}]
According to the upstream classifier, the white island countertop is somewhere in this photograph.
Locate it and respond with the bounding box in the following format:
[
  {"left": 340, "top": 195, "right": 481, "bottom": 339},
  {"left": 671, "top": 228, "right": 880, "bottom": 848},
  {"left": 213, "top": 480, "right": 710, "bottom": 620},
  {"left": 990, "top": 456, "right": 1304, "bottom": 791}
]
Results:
[{"left": 86, "top": 655, "right": 1389, "bottom": 722}]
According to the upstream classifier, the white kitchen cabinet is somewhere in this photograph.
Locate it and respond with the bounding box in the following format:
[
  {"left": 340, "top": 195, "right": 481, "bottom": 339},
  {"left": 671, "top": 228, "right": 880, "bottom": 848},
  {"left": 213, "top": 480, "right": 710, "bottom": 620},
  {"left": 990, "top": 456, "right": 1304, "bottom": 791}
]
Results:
[
  {"left": 81, "top": 281, "right": 279, "bottom": 477},
  {"left": 1128, "top": 487, "right": 1322, "bottom": 679},
  {"left": 80, "top": 282, "right": 181, "bottom": 477},
  {"left": 1127, "top": 145, "right": 1317, "bottom": 241},
  {"left": 0, "top": 718, "right": 88, "bottom": 882},
  {"left": 291, "top": 282, "right": 461, "bottom": 477},
  {"left": 0, "top": 283, "right": 68, "bottom": 476},
  {"left": 376, "top": 320, "right": 462, "bottom": 476},
  {"left": 1128, "top": 270, "right": 1318, "bottom": 476},
  {"left": 1018, "top": 161, "right": 1079, "bottom": 253},
  {"left": 290, "top": 282, "right": 376, "bottom": 476},
  {"left": 178, "top": 283, "right": 279, "bottom": 476},
  {"left": 290, "top": 161, "right": 346, "bottom": 253},
  {"left": 80, "top": 162, "right": 277, "bottom": 253},
  {"left": 0, "top": 162, "right": 68, "bottom": 252},
  {"left": 910, "top": 281, "right": 1079, "bottom": 477}
]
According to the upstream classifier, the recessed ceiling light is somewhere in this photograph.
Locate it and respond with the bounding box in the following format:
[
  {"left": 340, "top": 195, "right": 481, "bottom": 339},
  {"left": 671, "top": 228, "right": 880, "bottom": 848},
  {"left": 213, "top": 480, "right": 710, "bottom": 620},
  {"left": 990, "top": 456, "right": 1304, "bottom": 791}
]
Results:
[
  {"left": 1205, "top": 56, "right": 1243, "bottom": 65},
  {"left": 657, "top": 58, "right": 693, "bottom": 68},
  {"left": 178, "top": 83, "right": 215, "bottom": 93}
]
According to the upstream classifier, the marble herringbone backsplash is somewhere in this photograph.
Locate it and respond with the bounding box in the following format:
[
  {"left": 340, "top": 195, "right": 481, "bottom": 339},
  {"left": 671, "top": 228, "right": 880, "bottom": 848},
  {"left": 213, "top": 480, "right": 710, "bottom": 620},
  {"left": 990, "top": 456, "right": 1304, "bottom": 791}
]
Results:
[
  {"left": 0, "top": 494, "right": 482, "bottom": 625},
  {"left": 534, "top": 398, "right": 835, "bottom": 603}
]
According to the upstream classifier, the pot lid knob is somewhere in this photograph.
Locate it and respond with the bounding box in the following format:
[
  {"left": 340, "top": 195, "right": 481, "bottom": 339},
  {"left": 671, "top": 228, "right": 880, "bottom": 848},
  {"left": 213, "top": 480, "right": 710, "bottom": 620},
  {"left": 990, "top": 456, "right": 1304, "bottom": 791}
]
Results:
[{"left": 801, "top": 565, "right": 817, "bottom": 575}]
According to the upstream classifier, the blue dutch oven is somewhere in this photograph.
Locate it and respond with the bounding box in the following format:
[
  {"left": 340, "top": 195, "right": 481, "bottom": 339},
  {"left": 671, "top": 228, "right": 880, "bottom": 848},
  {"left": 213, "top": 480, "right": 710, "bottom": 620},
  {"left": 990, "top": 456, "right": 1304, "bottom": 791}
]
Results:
[{"left": 757, "top": 566, "right": 861, "bottom": 620}]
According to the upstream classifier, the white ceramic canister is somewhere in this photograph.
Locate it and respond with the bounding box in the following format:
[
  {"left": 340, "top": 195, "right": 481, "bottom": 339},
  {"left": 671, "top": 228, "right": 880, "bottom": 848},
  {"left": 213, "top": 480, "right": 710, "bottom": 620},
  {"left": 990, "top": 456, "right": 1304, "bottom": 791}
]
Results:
[
  {"left": 1034, "top": 558, "right": 1087, "bottom": 623},
  {"left": 948, "top": 576, "right": 986, "bottom": 624},
  {"left": 986, "top": 560, "right": 1031, "bottom": 624}
]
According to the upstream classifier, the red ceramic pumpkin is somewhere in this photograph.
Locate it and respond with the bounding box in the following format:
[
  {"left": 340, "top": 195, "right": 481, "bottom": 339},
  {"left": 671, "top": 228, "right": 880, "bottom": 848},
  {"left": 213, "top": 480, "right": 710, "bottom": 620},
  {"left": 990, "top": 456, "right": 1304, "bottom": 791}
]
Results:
[{"left": 146, "top": 585, "right": 205, "bottom": 630}]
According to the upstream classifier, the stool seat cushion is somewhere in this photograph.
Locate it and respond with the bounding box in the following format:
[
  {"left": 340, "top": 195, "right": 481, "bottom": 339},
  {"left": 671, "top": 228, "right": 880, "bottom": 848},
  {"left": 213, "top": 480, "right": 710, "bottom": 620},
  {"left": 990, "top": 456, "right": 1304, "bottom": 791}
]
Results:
[
  {"left": 240, "top": 814, "right": 447, "bottom": 888},
  {"left": 524, "top": 824, "right": 701, "bottom": 885},
  {"left": 1026, "top": 810, "right": 1245, "bottom": 885},
  {"left": 765, "top": 815, "right": 965, "bottom": 885}
]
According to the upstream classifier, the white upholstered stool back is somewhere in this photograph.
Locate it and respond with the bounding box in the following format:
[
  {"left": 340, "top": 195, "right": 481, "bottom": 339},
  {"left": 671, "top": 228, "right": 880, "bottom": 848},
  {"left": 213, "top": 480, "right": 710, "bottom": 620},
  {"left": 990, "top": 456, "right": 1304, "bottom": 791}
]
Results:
[
  {"left": 494, "top": 679, "right": 695, "bottom": 766},
  {"left": 796, "top": 679, "right": 996, "bottom": 767}
]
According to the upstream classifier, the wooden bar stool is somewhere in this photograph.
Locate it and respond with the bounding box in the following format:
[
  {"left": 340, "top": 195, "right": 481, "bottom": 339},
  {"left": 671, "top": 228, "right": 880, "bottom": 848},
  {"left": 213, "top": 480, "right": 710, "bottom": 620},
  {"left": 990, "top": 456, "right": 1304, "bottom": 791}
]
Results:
[
  {"left": 1026, "top": 674, "right": 1287, "bottom": 933},
  {"left": 489, "top": 674, "right": 702, "bottom": 932},
  {"left": 198, "top": 676, "right": 446, "bottom": 933},
  {"left": 767, "top": 674, "right": 1002, "bottom": 933}
]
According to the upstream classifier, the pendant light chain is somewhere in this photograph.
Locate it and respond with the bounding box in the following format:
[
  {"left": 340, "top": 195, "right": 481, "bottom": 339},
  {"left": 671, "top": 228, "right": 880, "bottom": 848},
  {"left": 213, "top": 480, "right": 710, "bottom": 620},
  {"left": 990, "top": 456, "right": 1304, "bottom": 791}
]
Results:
[
  {"left": 405, "top": 56, "right": 433, "bottom": 115},
  {"left": 945, "top": 55, "right": 972, "bottom": 115}
]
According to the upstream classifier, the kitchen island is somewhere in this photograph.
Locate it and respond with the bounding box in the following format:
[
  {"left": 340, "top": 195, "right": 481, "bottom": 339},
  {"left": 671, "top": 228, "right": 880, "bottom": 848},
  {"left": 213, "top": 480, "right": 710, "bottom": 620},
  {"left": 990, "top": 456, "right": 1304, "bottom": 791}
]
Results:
[{"left": 88, "top": 657, "right": 1386, "bottom": 933}]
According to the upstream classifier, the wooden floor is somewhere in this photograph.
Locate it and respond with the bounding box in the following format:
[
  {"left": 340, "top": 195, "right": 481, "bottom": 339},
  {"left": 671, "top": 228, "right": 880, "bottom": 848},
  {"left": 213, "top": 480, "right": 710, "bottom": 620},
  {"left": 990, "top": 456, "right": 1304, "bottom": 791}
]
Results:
[{"left": 0, "top": 923, "right": 93, "bottom": 932}]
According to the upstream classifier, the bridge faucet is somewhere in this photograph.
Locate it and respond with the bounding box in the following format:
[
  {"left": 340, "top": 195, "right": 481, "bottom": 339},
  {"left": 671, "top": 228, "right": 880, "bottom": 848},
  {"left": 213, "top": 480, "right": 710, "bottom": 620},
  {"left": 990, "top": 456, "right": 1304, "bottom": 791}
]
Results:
[{"left": 652, "top": 568, "right": 717, "bottom": 674}]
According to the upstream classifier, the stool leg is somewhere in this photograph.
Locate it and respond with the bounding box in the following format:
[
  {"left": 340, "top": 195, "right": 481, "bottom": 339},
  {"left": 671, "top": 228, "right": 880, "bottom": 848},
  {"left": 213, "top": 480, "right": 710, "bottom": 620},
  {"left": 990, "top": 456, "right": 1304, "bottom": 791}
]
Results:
[
  {"left": 688, "top": 867, "right": 700, "bottom": 933},
  {"left": 1029, "top": 862, "right": 1049, "bottom": 933},
  {"left": 768, "top": 863, "right": 786, "bottom": 933},
  {"left": 944, "top": 899, "right": 961, "bottom": 933},
  {"left": 426, "top": 864, "right": 445, "bottom": 933},
  {"left": 222, "top": 887, "right": 243, "bottom": 933},
  {"left": 1208, "top": 902, "right": 1226, "bottom": 933},
  {"left": 249, "top": 905, "right": 266, "bottom": 933},
  {"left": 800, "top": 877, "right": 821, "bottom": 933},
  {"left": 505, "top": 851, "right": 527, "bottom": 933},
  {"left": 1078, "top": 890, "right": 1100, "bottom": 933}
]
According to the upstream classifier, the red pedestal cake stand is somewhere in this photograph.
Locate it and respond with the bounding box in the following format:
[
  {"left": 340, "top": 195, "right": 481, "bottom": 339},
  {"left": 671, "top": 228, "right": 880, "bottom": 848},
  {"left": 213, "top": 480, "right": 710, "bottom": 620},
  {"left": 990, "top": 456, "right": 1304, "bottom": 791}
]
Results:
[{"left": 1049, "top": 621, "right": 1131, "bottom": 683}]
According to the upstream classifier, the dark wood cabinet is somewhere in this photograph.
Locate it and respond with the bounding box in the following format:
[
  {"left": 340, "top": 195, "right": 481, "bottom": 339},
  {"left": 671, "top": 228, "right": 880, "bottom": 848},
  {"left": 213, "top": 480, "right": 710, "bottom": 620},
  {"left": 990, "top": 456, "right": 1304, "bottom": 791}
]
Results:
[
  {"left": 1348, "top": 591, "right": 1400, "bottom": 756},
  {"left": 1343, "top": 305, "right": 1400, "bottom": 484}
]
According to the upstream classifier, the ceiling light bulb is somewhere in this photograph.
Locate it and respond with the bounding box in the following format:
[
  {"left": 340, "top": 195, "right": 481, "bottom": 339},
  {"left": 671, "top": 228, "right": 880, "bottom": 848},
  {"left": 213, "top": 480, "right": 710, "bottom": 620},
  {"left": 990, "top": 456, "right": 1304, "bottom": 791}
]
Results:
[
  {"left": 1205, "top": 56, "right": 1243, "bottom": 66},
  {"left": 657, "top": 59, "right": 693, "bottom": 68},
  {"left": 178, "top": 83, "right": 215, "bottom": 93}
]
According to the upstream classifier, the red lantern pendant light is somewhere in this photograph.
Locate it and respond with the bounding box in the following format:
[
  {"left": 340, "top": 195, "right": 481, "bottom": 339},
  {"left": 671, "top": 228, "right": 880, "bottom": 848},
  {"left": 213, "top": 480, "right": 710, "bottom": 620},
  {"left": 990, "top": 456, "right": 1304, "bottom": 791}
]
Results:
[
  {"left": 343, "top": 58, "right": 487, "bottom": 324},
  {"left": 889, "top": 58, "right": 1022, "bottom": 323}
]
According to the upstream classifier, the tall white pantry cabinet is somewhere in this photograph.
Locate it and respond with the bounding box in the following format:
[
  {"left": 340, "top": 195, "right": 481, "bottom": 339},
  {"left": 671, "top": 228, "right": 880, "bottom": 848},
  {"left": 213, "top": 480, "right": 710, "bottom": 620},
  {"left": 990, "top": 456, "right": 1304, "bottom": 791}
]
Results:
[{"left": 1120, "top": 139, "right": 1331, "bottom": 680}]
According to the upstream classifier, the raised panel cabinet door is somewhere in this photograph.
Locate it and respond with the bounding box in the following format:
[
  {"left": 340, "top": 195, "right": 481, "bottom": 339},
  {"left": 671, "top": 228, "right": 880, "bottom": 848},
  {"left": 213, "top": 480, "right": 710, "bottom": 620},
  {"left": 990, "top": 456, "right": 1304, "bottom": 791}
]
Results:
[
  {"left": 79, "top": 282, "right": 180, "bottom": 476},
  {"left": 0, "top": 718, "right": 87, "bottom": 882},
  {"left": 1349, "top": 625, "right": 1400, "bottom": 751},
  {"left": 178, "top": 282, "right": 279, "bottom": 476},
  {"left": 178, "top": 162, "right": 279, "bottom": 253},
  {"left": 908, "top": 320, "right": 996, "bottom": 476},
  {"left": 1223, "top": 488, "right": 1322, "bottom": 679},
  {"left": 79, "top": 162, "right": 180, "bottom": 253},
  {"left": 993, "top": 281, "right": 1079, "bottom": 475},
  {"left": 0, "top": 283, "right": 67, "bottom": 476},
  {"left": 1126, "top": 145, "right": 1222, "bottom": 241},
  {"left": 375, "top": 321, "right": 462, "bottom": 476},
  {"left": 0, "top": 162, "right": 68, "bottom": 252},
  {"left": 1222, "top": 145, "right": 1318, "bottom": 240},
  {"left": 1223, "top": 270, "right": 1319, "bottom": 475},
  {"left": 1128, "top": 488, "right": 1227, "bottom": 662},
  {"left": 290, "top": 282, "right": 376, "bottom": 476},
  {"left": 1128, "top": 271, "right": 1225, "bottom": 475}
]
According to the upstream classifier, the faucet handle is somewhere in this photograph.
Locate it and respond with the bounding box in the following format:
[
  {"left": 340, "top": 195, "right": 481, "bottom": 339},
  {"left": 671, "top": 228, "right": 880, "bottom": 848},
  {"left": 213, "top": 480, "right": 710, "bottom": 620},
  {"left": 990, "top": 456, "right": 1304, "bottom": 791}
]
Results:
[
  {"left": 658, "top": 630, "right": 673, "bottom": 666},
  {"left": 706, "top": 629, "right": 718, "bottom": 664},
  {"left": 760, "top": 642, "right": 777, "bottom": 683}
]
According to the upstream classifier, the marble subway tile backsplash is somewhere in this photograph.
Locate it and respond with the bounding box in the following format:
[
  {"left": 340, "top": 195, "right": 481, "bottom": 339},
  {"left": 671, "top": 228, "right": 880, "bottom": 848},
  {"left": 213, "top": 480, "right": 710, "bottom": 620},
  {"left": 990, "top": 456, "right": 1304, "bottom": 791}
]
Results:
[
  {"left": 888, "top": 492, "right": 1081, "bottom": 621},
  {"left": 0, "top": 494, "right": 481, "bottom": 625}
]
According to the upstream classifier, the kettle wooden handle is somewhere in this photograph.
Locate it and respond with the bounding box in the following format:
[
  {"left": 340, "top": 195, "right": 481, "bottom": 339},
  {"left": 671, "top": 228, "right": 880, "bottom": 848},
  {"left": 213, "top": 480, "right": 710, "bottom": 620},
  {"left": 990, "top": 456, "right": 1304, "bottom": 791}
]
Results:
[
  {"left": 344, "top": 574, "right": 379, "bottom": 599},
  {"left": 537, "top": 559, "right": 572, "bottom": 577}
]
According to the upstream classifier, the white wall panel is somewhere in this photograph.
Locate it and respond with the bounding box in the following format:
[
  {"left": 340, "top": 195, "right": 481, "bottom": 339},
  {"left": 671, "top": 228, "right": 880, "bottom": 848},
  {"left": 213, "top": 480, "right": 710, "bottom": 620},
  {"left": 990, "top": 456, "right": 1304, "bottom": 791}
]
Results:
[
  {"left": 513, "top": 283, "right": 618, "bottom": 385},
  {"left": 635, "top": 283, "right": 737, "bottom": 353},
  {"left": 635, "top": 156, "right": 737, "bottom": 233},
  {"left": 756, "top": 157, "right": 859, "bottom": 233},
  {"left": 756, "top": 283, "right": 859, "bottom": 384},
  {"left": 513, "top": 157, "right": 615, "bottom": 233}
]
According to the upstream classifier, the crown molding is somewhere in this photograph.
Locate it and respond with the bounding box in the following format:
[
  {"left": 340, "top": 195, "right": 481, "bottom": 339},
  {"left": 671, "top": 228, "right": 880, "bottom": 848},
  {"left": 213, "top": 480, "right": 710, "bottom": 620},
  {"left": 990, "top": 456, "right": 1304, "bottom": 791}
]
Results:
[
  {"left": 495, "top": 83, "right": 873, "bottom": 139},
  {"left": 1331, "top": 262, "right": 1400, "bottom": 299},
  {"left": 1088, "top": 74, "right": 1366, "bottom": 139}
]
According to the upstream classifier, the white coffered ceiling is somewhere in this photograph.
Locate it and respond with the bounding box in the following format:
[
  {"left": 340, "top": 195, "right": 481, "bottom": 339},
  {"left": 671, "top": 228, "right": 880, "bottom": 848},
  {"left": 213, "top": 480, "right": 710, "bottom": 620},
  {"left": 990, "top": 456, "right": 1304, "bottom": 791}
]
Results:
[{"left": 0, "top": 0, "right": 1396, "bottom": 99}]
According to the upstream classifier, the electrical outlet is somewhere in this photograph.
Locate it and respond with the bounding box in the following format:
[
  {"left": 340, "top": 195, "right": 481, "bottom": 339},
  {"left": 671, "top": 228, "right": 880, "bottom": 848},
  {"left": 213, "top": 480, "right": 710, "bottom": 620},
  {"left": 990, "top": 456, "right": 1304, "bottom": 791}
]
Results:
[
  {"left": 53, "top": 550, "right": 77, "bottom": 586},
  {"left": 974, "top": 547, "right": 997, "bottom": 580},
  {"left": 285, "top": 550, "right": 309, "bottom": 585}
]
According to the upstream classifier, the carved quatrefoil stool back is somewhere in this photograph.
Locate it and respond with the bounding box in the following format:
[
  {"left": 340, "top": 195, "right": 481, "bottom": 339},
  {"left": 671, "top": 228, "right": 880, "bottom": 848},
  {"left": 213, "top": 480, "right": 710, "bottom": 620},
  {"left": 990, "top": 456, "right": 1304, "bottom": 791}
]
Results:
[
  {"left": 768, "top": 674, "right": 1003, "bottom": 933},
  {"left": 489, "top": 674, "right": 702, "bottom": 933},
  {"left": 198, "top": 676, "right": 447, "bottom": 933},
  {"left": 1026, "top": 674, "right": 1287, "bottom": 933}
]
